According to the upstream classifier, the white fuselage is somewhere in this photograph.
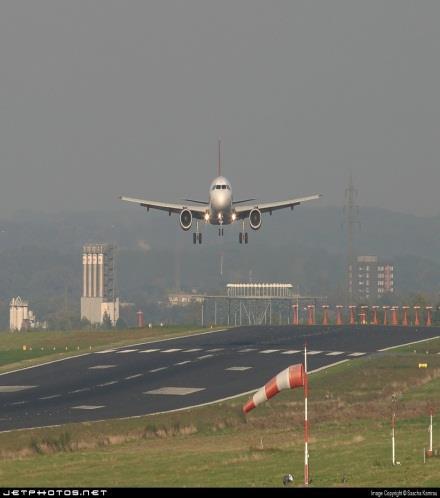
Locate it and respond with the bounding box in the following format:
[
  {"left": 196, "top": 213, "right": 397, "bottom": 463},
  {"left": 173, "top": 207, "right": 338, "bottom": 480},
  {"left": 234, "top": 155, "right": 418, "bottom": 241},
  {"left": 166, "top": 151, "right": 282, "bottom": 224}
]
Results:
[{"left": 208, "top": 176, "right": 234, "bottom": 225}]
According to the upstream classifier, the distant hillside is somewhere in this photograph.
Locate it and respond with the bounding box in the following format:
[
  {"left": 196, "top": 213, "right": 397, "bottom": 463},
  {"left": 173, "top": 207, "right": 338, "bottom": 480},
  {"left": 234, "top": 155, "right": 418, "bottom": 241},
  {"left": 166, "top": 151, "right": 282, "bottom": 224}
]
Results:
[{"left": 0, "top": 206, "right": 438, "bottom": 328}]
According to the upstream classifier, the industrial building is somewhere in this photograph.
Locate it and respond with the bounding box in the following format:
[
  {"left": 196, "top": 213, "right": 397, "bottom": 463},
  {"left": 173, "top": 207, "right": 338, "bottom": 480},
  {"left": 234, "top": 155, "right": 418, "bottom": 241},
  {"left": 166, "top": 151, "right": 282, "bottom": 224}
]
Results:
[
  {"left": 80, "top": 244, "right": 119, "bottom": 325},
  {"left": 349, "top": 255, "right": 395, "bottom": 301},
  {"left": 9, "top": 297, "right": 43, "bottom": 331}
]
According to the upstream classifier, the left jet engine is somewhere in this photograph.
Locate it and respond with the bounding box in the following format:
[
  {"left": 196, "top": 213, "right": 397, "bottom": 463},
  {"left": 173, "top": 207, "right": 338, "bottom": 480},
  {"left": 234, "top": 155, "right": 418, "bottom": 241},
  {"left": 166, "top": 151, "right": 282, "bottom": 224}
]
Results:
[{"left": 179, "top": 209, "right": 193, "bottom": 231}]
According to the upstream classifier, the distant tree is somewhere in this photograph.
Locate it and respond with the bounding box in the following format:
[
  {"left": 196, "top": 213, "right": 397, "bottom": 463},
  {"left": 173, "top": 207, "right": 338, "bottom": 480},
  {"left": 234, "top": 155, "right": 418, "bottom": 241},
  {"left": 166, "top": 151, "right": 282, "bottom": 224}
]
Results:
[
  {"left": 115, "top": 317, "right": 128, "bottom": 330},
  {"left": 101, "top": 311, "right": 113, "bottom": 330}
]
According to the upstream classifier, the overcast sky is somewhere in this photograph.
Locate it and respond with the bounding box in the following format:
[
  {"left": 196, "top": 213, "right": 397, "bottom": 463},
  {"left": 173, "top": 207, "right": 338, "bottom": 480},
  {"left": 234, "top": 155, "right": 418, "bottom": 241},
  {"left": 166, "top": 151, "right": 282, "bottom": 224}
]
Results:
[{"left": 0, "top": 1, "right": 439, "bottom": 217}]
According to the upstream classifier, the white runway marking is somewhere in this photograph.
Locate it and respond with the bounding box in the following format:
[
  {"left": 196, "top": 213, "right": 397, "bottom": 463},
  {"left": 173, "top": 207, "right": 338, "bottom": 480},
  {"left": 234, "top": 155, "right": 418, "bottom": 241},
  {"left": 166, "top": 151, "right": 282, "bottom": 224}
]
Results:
[
  {"left": 69, "top": 388, "right": 90, "bottom": 394},
  {"left": 89, "top": 365, "right": 116, "bottom": 370},
  {"left": 11, "top": 401, "right": 27, "bottom": 406},
  {"left": 139, "top": 349, "right": 159, "bottom": 353},
  {"left": 197, "top": 354, "right": 213, "bottom": 360},
  {"left": 183, "top": 348, "right": 202, "bottom": 352},
  {"left": 149, "top": 367, "right": 168, "bottom": 373},
  {"left": 97, "top": 381, "right": 118, "bottom": 387},
  {"left": 226, "top": 367, "right": 252, "bottom": 371},
  {"left": 0, "top": 386, "right": 36, "bottom": 393},
  {"left": 260, "top": 349, "right": 279, "bottom": 354},
  {"left": 145, "top": 387, "right": 205, "bottom": 396},
  {"left": 125, "top": 374, "right": 143, "bottom": 380},
  {"left": 72, "top": 405, "right": 105, "bottom": 410},
  {"left": 349, "top": 352, "right": 367, "bottom": 357},
  {"left": 308, "top": 351, "right": 322, "bottom": 355},
  {"left": 239, "top": 348, "right": 257, "bottom": 353},
  {"left": 161, "top": 348, "right": 182, "bottom": 353},
  {"left": 175, "top": 361, "right": 191, "bottom": 366},
  {"left": 116, "top": 349, "right": 138, "bottom": 354},
  {"left": 206, "top": 348, "right": 224, "bottom": 352},
  {"left": 39, "top": 394, "right": 61, "bottom": 400},
  {"left": 95, "top": 349, "right": 116, "bottom": 354},
  {"left": 281, "top": 350, "right": 301, "bottom": 355},
  {"left": 326, "top": 351, "right": 344, "bottom": 356}
]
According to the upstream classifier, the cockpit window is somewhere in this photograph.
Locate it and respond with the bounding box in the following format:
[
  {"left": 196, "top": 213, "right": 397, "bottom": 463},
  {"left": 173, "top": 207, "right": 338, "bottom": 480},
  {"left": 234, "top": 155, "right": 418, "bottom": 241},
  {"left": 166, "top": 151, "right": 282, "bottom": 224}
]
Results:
[{"left": 221, "top": 185, "right": 226, "bottom": 189}]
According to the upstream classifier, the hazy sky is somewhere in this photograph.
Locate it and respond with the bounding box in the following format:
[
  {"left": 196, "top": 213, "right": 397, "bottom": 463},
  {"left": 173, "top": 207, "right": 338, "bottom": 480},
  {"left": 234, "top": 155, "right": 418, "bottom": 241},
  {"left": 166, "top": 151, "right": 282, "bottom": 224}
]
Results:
[{"left": 0, "top": 1, "right": 439, "bottom": 216}]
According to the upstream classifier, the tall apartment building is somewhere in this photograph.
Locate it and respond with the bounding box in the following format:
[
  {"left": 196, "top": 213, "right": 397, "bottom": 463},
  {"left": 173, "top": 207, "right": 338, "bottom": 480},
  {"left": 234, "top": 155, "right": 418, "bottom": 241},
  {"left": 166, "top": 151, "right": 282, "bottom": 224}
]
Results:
[
  {"left": 80, "top": 244, "right": 119, "bottom": 325},
  {"left": 349, "top": 256, "right": 394, "bottom": 301}
]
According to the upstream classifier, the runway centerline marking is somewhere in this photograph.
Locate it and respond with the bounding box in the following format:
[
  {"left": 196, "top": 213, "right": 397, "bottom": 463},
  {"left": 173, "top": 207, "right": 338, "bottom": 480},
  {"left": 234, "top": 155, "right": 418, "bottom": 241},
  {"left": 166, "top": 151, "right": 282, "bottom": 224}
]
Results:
[
  {"left": 145, "top": 387, "right": 205, "bottom": 396},
  {"left": 95, "top": 349, "right": 116, "bottom": 354},
  {"left": 326, "top": 351, "right": 344, "bottom": 356},
  {"left": 239, "top": 348, "right": 257, "bottom": 353},
  {"left": 69, "top": 388, "right": 90, "bottom": 394},
  {"left": 39, "top": 394, "right": 61, "bottom": 400},
  {"left": 183, "top": 348, "right": 202, "bottom": 352},
  {"left": 349, "top": 352, "right": 367, "bottom": 357},
  {"left": 139, "top": 349, "right": 159, "bottom": 353},
  {"left": 11, "top": 401, "right": 27, "bottom": 406},
  {"left": 0, "top": 386, "right": 36, "bottom": 393},
  {"left": 89, "top": 365, "right": 116, "bottom": 370},
  {"left": 197, "top": 354, "right": 213, "bottom": 360},
  {"left": 226, "top": 367, "right": 252, "bottom": 371},
  {"left": 206, "top": 348, "right": 224, "bottom": 352},
  {"left": 149, "top": 367, "right": 168, "bottom": 373},
  {"left": 125, "top": 374, "right": 143, "bottom": 380},
  {"left": 116, "top": 349, "right": 138, "bottom": 354},
  {"left": 161, "top": 349, "right": 182, "bottom": 353},
  {"left": 72, "top": 405, "right": 105, "bottom": 410},
  {"left": 308, "top": 351, "right": 322, "bottom": 355},
  {"left": 281, "top": 350, "right": 301, "bottom": 355},
  {"left": 260, "top": 349, "right": 279, "bottom": 354},
  {"left": 175, "top": 361, "right": 191, "bottom": 366},
  {"left": 97, "top": 381, "right": 118, "bottom": 387}
]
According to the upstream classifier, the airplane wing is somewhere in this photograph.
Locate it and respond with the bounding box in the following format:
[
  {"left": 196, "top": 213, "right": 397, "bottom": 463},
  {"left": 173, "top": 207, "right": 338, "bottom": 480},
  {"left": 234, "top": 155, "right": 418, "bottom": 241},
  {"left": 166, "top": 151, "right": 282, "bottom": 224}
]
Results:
[
  {"left": 119, "top": 196, "right": 207, "bottom": 219},
  {"left": 234, "top": 194, "right": 322, "bottom": 219}
]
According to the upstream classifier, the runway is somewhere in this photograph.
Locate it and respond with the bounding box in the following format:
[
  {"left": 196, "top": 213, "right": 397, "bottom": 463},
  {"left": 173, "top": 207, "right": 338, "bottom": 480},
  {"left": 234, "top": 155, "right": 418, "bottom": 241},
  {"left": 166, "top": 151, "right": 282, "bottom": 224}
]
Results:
[{"left": 0, "top": 325, "right": 438, "bottom": 431}]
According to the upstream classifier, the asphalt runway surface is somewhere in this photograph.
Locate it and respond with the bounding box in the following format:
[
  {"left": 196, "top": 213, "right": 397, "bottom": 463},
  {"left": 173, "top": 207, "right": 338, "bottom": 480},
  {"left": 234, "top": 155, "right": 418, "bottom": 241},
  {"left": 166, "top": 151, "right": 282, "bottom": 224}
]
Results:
[{"left": 0, "top": 325, "right": 438, "bottom": 431}]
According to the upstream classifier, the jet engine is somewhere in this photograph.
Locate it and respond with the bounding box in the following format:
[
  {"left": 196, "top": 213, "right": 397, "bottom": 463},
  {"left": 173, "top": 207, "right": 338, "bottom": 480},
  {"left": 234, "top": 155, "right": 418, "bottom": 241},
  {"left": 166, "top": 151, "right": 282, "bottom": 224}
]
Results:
[
  {"left": 249, "top": 208, "right": 262, "bottom": 230},
  {"left": 180, "top": 209, "right": 193, "bottom": 231}
]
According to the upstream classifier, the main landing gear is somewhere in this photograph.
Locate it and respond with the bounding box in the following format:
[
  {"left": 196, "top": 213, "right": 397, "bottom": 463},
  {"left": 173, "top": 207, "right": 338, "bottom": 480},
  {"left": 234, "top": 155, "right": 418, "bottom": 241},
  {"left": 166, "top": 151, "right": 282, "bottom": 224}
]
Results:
[
  {"left": 239, "top": 221, "right": 248, "bottom": 244},
  {"left": 193, "top": 221, "right": 202, "bottom": 244},
  {"left": 218, "top": 227, "right": 224, "bottom": 236}
]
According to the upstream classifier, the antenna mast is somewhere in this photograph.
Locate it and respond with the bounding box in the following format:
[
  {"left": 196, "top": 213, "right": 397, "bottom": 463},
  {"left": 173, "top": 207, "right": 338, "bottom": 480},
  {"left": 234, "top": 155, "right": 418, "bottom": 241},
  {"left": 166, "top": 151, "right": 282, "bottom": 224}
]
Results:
[{"left": 343, "top": 172, "right": 360, "bottom": 304}]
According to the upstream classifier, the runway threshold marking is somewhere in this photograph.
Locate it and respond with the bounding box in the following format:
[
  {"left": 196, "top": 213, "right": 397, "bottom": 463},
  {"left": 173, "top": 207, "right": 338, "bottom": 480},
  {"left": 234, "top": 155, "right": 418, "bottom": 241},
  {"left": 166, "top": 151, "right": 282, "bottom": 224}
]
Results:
[
  {"left": 239, "top": 348, "right": 257, "bottom": 353},
  {"left": 206, "top": 348, "right": 224, "bottom": 352},
  {"left": 116, "top": 349, "right": 138, "bottom": 354},
  {"left": 89, "top": 365, "right": 116, "bottom": 370},
  {"left": 95, "top": 349, "right": 116, "bottom": 354},
  {"left": 97, "top": 381, "right": 118, "bottom": 387},
  {"left": 349, "top": 352, "right": 366, "bottom": 357},
  {"left": 161, "top": 349, "right": 182, "bottom": 353},
  {"left": 197, "top": 354, "right": 213, "bottom": 360},
  {"left": 281, "top": 350, "right": 301, "bottom": 355},
  {"left": 0, "top": 386, "right": 36, "bottom": 393},
  {"left": 144, "top": 387, "right": 205, "bottom": 396},
  {"left": 326, "top": 351, "right": 344, "bottom": 356},
  {"left": 139, "top": 349, "right": 159, "bottom": 353},
  {"left": 39, "top": 394, "right": 61, "bottom": 400},
  {"left": 69, "top": 388, "right": 90, "bottom": 394},
  {"left": 72, "top": 405, "right": 105, "bottom": 410},
  {"left": 149, "top": 367, "right": 168, "bottom": 373},
  {"left": 308, "top": 351, "right": 322, "bottom": 355},
  {"left": 175, "top": 361, "right": 191, "bottom": 366},
  {"left": 226, "top": 367, "right": 252, "bottom": 371},
  {"left": 125, "top": 374, "right": 143, "bottom": 380},
  {"left": 260, "top": 349, "right": 280, "bottom": 354},
  {"left": 183, "top": 348, "right": 202, "bottom": 352}
]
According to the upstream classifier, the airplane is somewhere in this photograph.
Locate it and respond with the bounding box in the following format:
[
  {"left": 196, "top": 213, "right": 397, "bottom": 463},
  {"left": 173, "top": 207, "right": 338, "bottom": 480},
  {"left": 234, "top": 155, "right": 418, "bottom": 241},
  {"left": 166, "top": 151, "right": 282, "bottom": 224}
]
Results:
[{"left": 119, "top": 141, "right": 322, "bottom": 244}]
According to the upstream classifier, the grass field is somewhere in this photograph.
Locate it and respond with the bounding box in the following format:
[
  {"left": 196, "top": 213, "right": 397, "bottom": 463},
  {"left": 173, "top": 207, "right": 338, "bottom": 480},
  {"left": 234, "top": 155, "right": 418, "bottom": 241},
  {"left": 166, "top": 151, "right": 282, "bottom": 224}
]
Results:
[
  {"left": 0, "top": 335, "right": 439, "bottom": 487},
  {"left": 0, "top": 325, "right": 223, "bottom": 374}
]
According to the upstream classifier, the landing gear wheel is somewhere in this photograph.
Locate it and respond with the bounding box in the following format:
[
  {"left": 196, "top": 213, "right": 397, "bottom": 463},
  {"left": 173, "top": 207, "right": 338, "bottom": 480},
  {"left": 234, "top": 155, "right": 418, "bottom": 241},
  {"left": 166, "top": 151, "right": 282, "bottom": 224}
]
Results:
[
  {"left": 193, "top": 233, "right": 197, "bottom": 244},
  {"left": 244, "top": 232, "right": 248, "bottom": 244},
  {"left": 198, "top": 232, "right": 202, "bottom": 244},
  {"left": 239, "top": 232, "right": 243, "bottom": 244}
]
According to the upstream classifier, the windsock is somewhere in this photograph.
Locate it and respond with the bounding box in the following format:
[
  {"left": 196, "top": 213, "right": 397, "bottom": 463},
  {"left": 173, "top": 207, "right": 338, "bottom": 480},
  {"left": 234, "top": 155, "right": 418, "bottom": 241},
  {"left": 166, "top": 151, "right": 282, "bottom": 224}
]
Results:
[{"left": 243, "top": 363, "right": 305, "bottom": 414}]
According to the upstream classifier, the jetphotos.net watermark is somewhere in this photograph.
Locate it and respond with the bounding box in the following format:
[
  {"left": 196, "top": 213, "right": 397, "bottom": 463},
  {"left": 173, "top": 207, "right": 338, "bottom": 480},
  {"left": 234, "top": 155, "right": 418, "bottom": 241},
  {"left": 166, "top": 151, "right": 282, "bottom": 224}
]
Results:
[{"left": 2, "top": 491, "right": 108, "bottom": 497}]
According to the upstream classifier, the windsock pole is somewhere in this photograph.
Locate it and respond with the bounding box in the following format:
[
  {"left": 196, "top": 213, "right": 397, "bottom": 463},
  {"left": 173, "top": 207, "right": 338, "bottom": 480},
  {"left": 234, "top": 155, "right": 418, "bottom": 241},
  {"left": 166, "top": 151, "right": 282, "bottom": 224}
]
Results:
[
  {"left": 304, "top": 343, "right": 309, "bottom": 486},
  {"left": 428, "top": 409, "right": 433, "bottom": 457},
  {"left": 392, "top": 412, "right": 396, "bottom": 465}
]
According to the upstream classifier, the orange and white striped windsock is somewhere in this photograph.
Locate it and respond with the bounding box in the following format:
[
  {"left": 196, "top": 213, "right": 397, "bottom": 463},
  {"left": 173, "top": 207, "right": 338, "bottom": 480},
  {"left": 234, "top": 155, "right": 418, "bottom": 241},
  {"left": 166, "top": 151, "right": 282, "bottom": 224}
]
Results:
[{"left": 243, "top": 363, "right": 305, "bottom": 414}]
